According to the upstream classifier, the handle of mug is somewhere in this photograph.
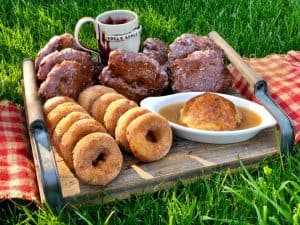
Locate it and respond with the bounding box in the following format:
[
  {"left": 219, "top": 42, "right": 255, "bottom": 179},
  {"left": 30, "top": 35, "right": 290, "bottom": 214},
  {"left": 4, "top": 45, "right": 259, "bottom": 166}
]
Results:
[{"left": 74, "top": 17, "right": 101, "bottom": 62}]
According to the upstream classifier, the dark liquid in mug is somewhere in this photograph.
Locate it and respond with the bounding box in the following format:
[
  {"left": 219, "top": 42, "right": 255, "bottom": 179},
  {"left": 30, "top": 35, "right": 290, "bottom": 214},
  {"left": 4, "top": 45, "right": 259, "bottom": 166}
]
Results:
[
  {"left": 98, "top": 32, "right": 111, "bottom": 65},
  {"left": 103, "top": 16, "right": 129, "bottom": 25}
]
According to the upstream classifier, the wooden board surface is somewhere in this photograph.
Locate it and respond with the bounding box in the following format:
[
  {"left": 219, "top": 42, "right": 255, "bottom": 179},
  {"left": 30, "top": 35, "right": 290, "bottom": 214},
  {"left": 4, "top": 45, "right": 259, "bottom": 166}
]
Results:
[{"left": 55, "top": 127, "right": 278, "bottom": 204}]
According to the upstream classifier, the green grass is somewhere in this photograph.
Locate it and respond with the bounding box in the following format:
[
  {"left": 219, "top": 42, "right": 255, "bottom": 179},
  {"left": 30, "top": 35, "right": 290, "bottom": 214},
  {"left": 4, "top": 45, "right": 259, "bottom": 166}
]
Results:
[{"left": 0, "top": 0, "right": 300, "bottom": 224}]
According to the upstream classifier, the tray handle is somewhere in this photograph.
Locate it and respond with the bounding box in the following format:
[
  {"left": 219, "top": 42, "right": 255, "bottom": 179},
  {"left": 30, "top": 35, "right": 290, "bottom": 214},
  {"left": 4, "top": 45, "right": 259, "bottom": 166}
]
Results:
[
  {"left": 22, "top": 59, "right": 64, "bottom": 208},
  {"left": 22, "top": 59, "right": 44, "bottom": 124},
  {"left": 209, "top": 31, "right": 295, "bottom": 154}
]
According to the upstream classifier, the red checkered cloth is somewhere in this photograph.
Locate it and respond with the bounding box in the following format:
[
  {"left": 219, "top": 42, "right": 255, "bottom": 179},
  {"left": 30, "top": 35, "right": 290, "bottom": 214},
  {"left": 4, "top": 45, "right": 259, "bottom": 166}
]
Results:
[
  {"left": 229, "top": 50, "right": 300, "bottom": 143},
  {"left": 0, "top": 101, "right": 40, "bottom": 204}
]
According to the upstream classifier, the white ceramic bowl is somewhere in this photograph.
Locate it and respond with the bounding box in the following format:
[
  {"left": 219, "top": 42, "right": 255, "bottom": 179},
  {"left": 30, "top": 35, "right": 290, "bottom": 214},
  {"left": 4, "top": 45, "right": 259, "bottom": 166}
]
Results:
[{"left": 140, "top": 92, "right": 277, "bottom": 144}]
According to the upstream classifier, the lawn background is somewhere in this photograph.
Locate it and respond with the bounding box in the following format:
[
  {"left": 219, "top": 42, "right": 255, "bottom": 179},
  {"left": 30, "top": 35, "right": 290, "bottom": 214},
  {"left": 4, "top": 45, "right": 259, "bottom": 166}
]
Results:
[{"left": 0, "top": 0, "right": 300, "bottom": 224}]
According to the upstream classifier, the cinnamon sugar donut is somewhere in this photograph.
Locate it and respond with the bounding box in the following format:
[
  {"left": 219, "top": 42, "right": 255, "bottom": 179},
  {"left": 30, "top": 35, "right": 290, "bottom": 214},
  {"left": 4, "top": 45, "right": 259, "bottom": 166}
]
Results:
[
  {"left": 59, "top": 118, "right": 106, "bottom": 169},
  {"left": 115, "top": 107, "right": 150, "bottom": 152},
  {"left": 90, "top": 93, "right": 125, "bottom": 124},
  {"left": 126, "top": 113, "right": 172, "bottom": 162},
  {"left": 77, "top": 85, "right": 116, "bottom": 112},
  {"left": 45, "top": 102, "right": 86, "bottom": 135},
  {"left": 52, "top": 111, "right": 91, "bottom": 151},
  {"left": 43, "top": 96, "right": 74, "bottom": 115},
  {"left": 73, "top": 132, "right": 123, "bottom": 185},
  {"left": 103, "top": 99, "right": 137, "bottom": 137}
]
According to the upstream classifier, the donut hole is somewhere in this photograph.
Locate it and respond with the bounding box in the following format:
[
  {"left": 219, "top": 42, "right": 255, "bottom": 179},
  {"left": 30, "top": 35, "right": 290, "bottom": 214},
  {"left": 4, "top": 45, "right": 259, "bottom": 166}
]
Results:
[
  {"left": 92, "top": 149, "right": 107, "bottom": 166},
  {"left": 146, "top": 130, "right": 158, "bottom": 143}
]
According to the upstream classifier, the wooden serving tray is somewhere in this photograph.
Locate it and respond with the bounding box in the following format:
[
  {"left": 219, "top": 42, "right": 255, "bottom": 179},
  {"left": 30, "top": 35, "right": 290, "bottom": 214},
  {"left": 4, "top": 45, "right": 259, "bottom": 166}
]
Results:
[
  {"left": 22, "top": 62, "right": 279, "bottom": 206},
  {"left": 56, "top": 128, "right": 278, "bottom": 204}
]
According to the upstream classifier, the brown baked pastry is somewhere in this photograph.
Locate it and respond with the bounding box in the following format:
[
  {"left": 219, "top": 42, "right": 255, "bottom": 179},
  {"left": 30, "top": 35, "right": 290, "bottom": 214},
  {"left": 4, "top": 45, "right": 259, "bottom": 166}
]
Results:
[
  {"left": 90, "top": 93, "right": 126, "bottom": 124},
  {"left": 126, "top": 113, "right": 172, "bottom": 162},
  {"left": 43, "top": 96, "right": 74, "bottom": 115},
  {"left": 35, "top": 33, "right": 80, "bottom": 71},
  {"left": 52, "top": 111, "right": 91, "bottom": 151},
  {"left": 99, "top": 50, "right": 169, "bottom": 102},
  {"left": 77, "top": 85, "right": 116, "bottom": 113},
  {"left": 45, "top": 101, "right": 86, "bottom": 135},
  {"left": 115, "top": 107, "right": 150, "bottom": 152},
  {"left": 73, "top": 132, "right": 123, "bottom": 186},
  {"left": 179, "top": 93, "right": 242, "bottom": 131},
  {"left": 168, "top": 33, "right": 224, "bottom": 61},
  {"left": 38, "top": 60, "right": 94, "bottom": 100},
  {"left": 59, "top": 118, "right": 106, "bottom": 169},
  {"left": 170, "top": 50, "right": 232, "bottom": 92},
  {"left": 37, "top": 48, "right": 95, "bottom": 83},
  {"left": 142, "top": 38, "right": 169, "bottom": 65},
  {"left": 103, "top": 98, "right": 137, "bottom": 137}
]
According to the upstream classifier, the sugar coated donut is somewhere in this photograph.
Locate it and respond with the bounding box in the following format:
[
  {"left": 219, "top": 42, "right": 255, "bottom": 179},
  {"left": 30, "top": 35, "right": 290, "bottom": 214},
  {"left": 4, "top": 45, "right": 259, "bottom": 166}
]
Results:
[
  {"left": 90, "top": 93, "right": 125, "bottom": 124},
  {"left": 73, "top": 132, "right": 123, "bottom": 185},
  {"left": 126, "top": 113, "right": 172, "bottom": 162},
  {"left": 45, "top": 102, "right": 86, "bottom": 135},
  {"left": 103, "top": 99, "right": 137, "bottom": 137},
  {"left": 43, "top": 96, "right": 74, "bottom": 115},
  {"left": 77, "top": 85, "right": 116, "bottom": 112},
  {"left": 59, "top": 118, "right": 106, "bottom": 169},
  {"left": 52, "top": 111, "right": 91, "bottom": 151},
  {"left": 115, "top": 107, "right": 150, "bottom": 152}
]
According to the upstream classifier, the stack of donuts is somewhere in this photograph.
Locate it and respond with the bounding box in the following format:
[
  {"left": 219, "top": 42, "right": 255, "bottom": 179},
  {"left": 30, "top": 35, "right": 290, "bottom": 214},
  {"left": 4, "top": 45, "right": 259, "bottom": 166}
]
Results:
[
  {"left": 77, "top": 85, "right": 173, "bottom": 162},
  {"left": 43, "top": 96, "right": 123, "bottom": 186},
  {"left": 43, "top": 85, "right": 173, "bottom": 186}
]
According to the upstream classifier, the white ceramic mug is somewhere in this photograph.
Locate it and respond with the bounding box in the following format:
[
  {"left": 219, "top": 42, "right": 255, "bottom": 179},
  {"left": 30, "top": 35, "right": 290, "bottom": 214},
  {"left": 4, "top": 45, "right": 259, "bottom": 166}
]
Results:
[{"left": 74, "top": 10, "right": 142, "bottom": 64}]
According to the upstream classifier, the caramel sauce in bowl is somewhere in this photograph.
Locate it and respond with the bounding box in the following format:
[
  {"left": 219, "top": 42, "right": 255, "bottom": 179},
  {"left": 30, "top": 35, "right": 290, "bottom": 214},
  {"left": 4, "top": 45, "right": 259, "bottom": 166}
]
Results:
[{"left": 140, "top": 92, "right": 277, "bottom": 144}]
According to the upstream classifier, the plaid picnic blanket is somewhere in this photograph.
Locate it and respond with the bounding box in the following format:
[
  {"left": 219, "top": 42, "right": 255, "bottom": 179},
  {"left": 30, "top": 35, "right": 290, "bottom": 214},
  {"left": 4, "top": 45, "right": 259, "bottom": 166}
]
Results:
[
  {"left": 229, "top": 50, "right": 300, "bottom": 143},
  {"left": 0, "top": 101, "right": 39, "bottom": 204}
]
